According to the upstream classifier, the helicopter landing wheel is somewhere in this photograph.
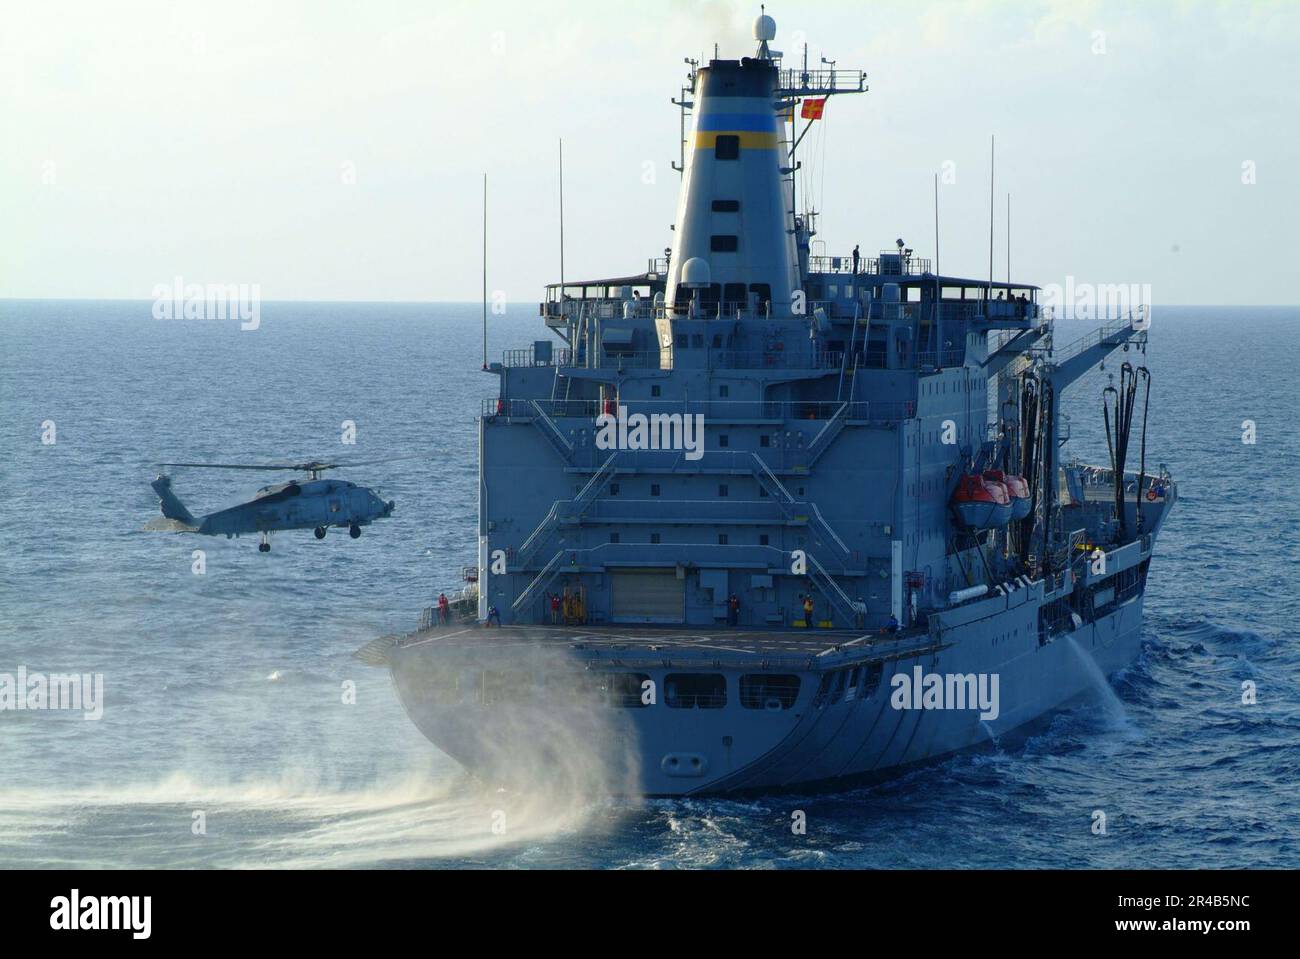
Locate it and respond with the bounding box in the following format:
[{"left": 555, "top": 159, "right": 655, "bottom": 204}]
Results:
[
  {"left": 349, "top": 524, "right": 362, "bottom": 539},
  {"left": 314, "top": 526, "right": 327, "bottom": 539}
]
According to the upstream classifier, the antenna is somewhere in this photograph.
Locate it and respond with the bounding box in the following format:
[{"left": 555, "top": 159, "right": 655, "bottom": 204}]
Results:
[
  {"left": 558, "top": 138, "right": 566, "bottom": 308},
  {"left": 1007, "top": 192, "right": 1011, "bottom": 286},
  {"left": 482, "top": 173, "right": 488, "bottom": 371},
  {"left": 987, "top": 134, "right": 995, "bottom": 308},
  {"left": 933, "top": 172, "right": 940, "bottom": 276}
]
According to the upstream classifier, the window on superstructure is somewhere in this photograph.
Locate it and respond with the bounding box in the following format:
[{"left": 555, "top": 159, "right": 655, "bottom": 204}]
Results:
[
  {"left": 740, "top": 674, "right": 801, "bottom": 710},
  {"left": 718, "top": 534, "right": 729, "bottom": 545},
  {"left": 760, "top": 434, "right": 770, "bottom": 447},
  {"left": 719, "top": 384, "right": 730, "bottom": 397},
  {"left": 712, "top": 199, "right": 741, "bottom": 212},
  {"left": 719, "top": 435, "right": 729, "bottom": 448},
  {"left": 759, "top": 534, "right": 769, "bottom": 546},
  {"left": 711, "top": 235, "right": 739, "bottom": 253},
  {"left": 723, "top": 282, "right": 746, "bottom": 304},
  {"left": 665, "top": 673, "right": 727, "bottom": 708},
  {"left": 749, "top": 283, "right": 771, "bottom": 305},
  {"left": 714, "top": 136, "right": 740, "bottom": 160},
  {"left": 592, "top": 672, "right": 651, "bottom": 708},
  {"left": 609, "top": 532, "right": 620, "bottom": 543},
  {"left": 609, "top": 483, "right": 620, "bottom": 496},
  {"left": 651, "top": 484, "right": 661, "bottom": 496},
  {"left": 651, "top": 533, "right": 661, "bottom": 544},
  {"left": 719, "top": 484, "right": 729, "bottom": 497}
]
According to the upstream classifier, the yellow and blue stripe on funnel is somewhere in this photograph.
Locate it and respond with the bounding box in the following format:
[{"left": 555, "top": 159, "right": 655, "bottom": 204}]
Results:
[{"left": 693, "top": 110, "right": 781, "bottom": 150}]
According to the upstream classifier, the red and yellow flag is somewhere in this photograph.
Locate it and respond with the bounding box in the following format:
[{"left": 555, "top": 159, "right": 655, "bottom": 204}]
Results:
[{"left": 801, "top": 97, "right": 826, "bottom": 120}]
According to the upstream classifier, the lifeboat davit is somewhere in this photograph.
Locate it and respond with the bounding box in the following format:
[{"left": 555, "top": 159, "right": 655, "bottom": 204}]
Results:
[
  {"left": 983, "top": 469, "right": 1031, "bottom": 521},
  {"left": 951, "top": 474, "right": 1012, "bottom": 529}
]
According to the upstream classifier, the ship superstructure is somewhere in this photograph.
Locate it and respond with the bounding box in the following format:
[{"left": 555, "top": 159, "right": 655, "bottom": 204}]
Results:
[{"left": 360, "top": 14, "right": 1175, "bottom": 796}]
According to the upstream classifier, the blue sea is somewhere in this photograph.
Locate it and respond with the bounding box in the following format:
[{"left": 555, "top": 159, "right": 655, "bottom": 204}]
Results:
[{"left": 1, "top": 300, "right": 1297, "bottom": 868}]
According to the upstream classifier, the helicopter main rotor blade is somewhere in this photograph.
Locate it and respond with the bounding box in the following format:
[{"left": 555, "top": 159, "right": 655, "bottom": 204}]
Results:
[
  {"left": 158, "top": 462, "right": 305, "bottom": 471},
  {"left": 157, "top": 455, "right": 427, "bottom": 474},
  {"left": 303, "top": 455, "right": 426, "bottom": 469}
]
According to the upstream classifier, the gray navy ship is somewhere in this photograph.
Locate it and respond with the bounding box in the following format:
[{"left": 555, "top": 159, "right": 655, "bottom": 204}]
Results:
[{"left": 358, "top": 14, "right": 1175, "bottom": 796}]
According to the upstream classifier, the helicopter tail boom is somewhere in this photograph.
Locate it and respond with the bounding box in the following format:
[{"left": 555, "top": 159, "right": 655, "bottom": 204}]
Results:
[{"left": 151, "top": 475, "right": 197, "bottom": 527}]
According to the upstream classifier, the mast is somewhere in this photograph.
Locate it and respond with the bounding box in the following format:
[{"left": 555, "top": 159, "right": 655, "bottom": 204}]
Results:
[
  {"left": 482, "top": 173, "right": 488, "bottom": 370},
  {"left": 558, "top": 139, "right": 565, "bottom": 306}
]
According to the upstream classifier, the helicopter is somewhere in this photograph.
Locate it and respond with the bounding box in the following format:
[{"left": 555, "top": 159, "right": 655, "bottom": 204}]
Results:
[{"left": 145, "top": 458, "right": 406, "bottom": 552}]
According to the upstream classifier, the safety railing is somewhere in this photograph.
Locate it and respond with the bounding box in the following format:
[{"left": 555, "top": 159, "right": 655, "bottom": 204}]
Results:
[
  {"left": 808, "top": 254, "right": 933, "bottom": 276},
  {"left": 1049, "top": 311, "right": 1147, "bottom": 367},
  {"left": 482, "top": 398, "right": 916, "bottom": 423}
]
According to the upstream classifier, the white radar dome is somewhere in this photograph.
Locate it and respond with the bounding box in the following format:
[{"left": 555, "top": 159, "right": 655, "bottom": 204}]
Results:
[
  {"left": 754, "top": 15, "right": 776, "bottom": 42},
  {"left": 679, "top": 257, "right": 711, "bottom": 289}
]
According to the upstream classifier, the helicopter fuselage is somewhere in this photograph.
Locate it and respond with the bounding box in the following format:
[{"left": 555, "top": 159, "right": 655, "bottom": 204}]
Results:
[{"left": 198, "top": 479, "right": 393, "bottom": 536}]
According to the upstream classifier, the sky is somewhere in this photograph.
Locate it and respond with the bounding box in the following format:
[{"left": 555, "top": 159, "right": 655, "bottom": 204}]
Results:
[{"left": 2, "top": 0, "right": 1298, "bottom": 305}]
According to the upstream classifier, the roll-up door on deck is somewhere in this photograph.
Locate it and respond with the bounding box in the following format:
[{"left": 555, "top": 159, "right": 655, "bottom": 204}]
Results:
[{"left": 610, "top": 569, "right": 684, "bottom": 624}]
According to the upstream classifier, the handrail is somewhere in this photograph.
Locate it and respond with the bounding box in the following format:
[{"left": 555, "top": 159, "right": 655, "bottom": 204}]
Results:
[
  {"left": 511, "top": 551, "right": 565, "bottom": 612},
  {"left": 752, "top": 453, "right": 794, "bottom": 503},
  {"left": 804, "top": 551, "right": 861, "bottom": 623},
  {"left": 808, "top": 502, "right": 850, "bottom": 555},
  {"left": 530, "top": 399, "right": 574, "bottom": 455}
]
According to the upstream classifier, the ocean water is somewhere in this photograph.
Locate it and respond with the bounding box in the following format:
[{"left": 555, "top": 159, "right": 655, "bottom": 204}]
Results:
[{"left": 1, "top": 300, "right": 1297, "bottom": 869}]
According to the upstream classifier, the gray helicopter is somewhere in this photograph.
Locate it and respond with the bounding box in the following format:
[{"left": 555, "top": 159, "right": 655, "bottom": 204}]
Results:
[{"left": 146, "top": 458, "right": 404, "bottom": 552}]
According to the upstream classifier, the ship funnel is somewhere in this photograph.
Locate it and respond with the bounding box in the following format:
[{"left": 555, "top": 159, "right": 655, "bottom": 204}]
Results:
[{"left": 665, "top": 54, "right": 798, "bottom": 319}]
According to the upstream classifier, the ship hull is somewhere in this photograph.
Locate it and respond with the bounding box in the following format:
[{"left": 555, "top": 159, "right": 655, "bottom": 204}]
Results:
[{"left": 384, "top": 590, "right": 1146, "bottom": 797}]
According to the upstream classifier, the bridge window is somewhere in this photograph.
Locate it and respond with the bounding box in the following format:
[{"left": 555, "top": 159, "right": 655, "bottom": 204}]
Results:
[
  {"left": 719, "top": 384, "right": 730, "bottom": 397},
  {"left": 723, "top": 282, "right": 746, "bottom": 303},
  {"left": 718, "top": 533, "right": 729, "bottom": 545},
  {"left": 712, "top": 199, "right": 741, "bottom": 211},
  {"left": 740, "top": 674, "right": 801, "bottom": 709},
  {"left": 749, "top": 283, "right": 771, "bottom": 304},
  {"left": 759, "top": 534, "right": 769, "bottom": 545},
  {"left": 650, "top": 532, "right": 661, "bottom": 544},
  {"left": 711, "top": 235, "right": 739, "bottom": 253},
  {"left": 719, "top": 434, "right": 729, "bottom": 448},
  {"left": 651, "top": 385, "right": 661, "bottom": 397},
  {"left": 719, "top": 483, "right": 729, "bottom": 496},
  {"left": 651, "top": 483, "right": 661, "bottom": 496},
  {"left": 714, "top": 135, "right": 740, "bottom": 160},
  {"left": 665, "top": 673, "right": 727, "bottom": 708}
]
